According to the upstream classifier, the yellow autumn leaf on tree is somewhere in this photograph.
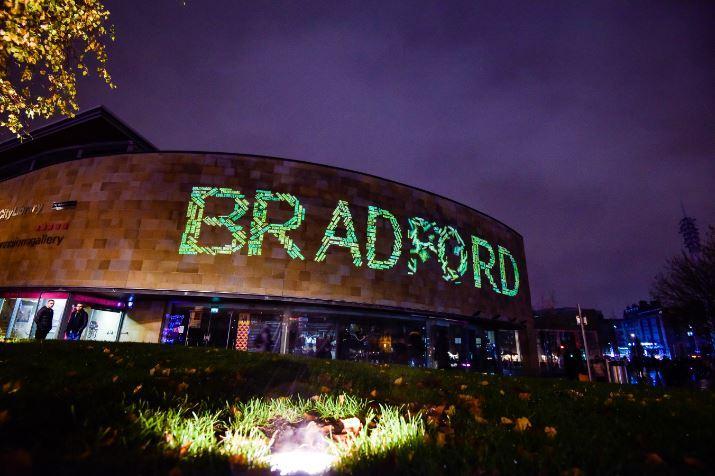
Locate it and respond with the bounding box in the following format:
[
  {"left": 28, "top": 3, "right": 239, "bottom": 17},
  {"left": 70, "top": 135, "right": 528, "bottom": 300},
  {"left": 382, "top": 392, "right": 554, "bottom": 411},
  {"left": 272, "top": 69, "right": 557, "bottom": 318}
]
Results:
[{"left": 1, "top": 0, "right": 115, "bottom": 135}]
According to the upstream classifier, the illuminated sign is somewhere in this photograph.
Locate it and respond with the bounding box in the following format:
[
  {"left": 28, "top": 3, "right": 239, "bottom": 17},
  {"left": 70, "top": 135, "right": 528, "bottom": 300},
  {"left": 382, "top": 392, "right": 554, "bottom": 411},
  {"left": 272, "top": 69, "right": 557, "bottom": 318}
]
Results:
[
  {"left": 0, "top": 203, "right": 43, "bottom": 221},
  {"left": 179, "top": 186, "right": 520, "bottom": 297}
]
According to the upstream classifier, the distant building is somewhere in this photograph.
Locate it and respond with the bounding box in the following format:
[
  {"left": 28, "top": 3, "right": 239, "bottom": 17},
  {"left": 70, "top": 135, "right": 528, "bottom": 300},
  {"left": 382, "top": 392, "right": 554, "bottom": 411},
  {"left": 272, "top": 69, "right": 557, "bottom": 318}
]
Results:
[
  {"left": 533, "top": 307, "right": 616, "bottom": 374},
  {"left": 615, "top": 301, "right": 704, "bottom": 359}
]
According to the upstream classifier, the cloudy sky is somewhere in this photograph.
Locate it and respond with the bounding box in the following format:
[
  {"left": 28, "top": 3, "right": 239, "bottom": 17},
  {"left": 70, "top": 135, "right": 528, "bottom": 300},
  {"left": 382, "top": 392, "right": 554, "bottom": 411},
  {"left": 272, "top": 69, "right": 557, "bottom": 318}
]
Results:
[{"left": 73, "top": 0, "right": 713, "bottom": 316}]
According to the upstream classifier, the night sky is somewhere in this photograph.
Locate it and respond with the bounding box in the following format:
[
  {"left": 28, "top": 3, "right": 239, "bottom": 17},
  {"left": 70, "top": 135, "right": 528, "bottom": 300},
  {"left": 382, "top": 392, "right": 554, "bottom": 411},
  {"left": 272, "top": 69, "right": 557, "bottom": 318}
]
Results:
[{"left": 67, "top": 1, "right": 715, "bottom": 315}]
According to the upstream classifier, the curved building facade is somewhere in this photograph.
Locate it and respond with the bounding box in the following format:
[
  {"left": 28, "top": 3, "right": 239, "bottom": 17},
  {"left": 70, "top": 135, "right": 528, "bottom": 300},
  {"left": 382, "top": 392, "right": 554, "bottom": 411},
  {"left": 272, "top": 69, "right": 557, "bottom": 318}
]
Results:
[{"left": 0, "top": 108, "right": 534, "bottom": 372}]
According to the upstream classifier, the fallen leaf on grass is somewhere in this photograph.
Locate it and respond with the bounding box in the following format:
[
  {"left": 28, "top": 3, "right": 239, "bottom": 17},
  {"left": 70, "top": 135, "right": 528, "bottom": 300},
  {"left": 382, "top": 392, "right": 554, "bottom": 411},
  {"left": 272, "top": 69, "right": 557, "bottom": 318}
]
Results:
[
  {"left": 514, "top": 417, "right": 532, "bottom": 432},
  {"left": 394, "top": 377, "right": 403, "bottom": 386},
  {"left": 320, "top": 386, "right": 331, "bottom": 394},
  {"left": 340, "top": 417, "right": 362, "bottom": 435},
  {"left": 480, "top": 380, "right": 489, "bottom": 386},
  {"left": 102, "top": 347, "right": 111, "bottom": 354},
  {"left": 544, "top": 426, "right": 557, "bottom": 438},
  {"left": 133, "top": 384, "right": 142, "bottom": 394},
  {"left": 457, "top": 394, "right": 482, "bottom": 419},
  {"left": 111, "top": 375, "right": 119, "bottom": 383},
  {"left": 683, "top": 456, "right": 705, "bottom": 469},
  {"left": 2, "top": 381, "right": 21, "bottom": 394},
  {"left": 99, "top": 427, "right": 118, "bottom": 446},
  {"left": 475, "top": 416, "right": 488, "bottom": 424},
  {"left": 370, "top": 389, "right": 378, "bottom": 397},
  {"left": 500, "top": 417, "right": 513, "bottom": 425},
  {"left": 459, "top": 384, "right": 468, "bottom": 391},
  {"left": 179, "top": 441, "right": 192, "bottom": 457},
  {"left": 177, "top": 382, "right": 189, "bottom": 393},
  {"left": 0, "top": 449, "right": 32, "bottom": 471},
  {"left": 644, "top": 453, "right": 664, "bottom": 465}
]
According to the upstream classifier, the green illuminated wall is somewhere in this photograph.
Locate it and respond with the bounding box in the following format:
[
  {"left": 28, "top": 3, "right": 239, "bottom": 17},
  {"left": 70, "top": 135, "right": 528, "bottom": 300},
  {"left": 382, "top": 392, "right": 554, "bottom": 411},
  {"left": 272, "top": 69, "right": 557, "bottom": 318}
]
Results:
[{"left": 178, "top": 187, "right": 521, "bottom": 299}]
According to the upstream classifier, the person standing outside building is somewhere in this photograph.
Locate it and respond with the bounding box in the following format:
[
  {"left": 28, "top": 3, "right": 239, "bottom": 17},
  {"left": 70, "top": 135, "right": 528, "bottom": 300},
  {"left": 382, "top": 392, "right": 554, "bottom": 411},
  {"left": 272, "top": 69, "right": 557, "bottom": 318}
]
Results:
[
  {"left": 33, "top": 299, "right": 55, "bottom": 340},
  {"left": 65, "top": 303, "right": 88, "bottom": 341}
]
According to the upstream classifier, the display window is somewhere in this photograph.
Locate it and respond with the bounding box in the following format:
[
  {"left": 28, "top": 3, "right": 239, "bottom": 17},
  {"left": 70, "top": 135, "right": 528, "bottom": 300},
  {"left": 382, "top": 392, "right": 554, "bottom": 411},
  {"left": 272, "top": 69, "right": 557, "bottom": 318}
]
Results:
[
  {"left": 338, "top": 317, "right": 425, "bottom": 365},
  {"left": 80, "top": 307, "right": 123, "bottom": 342},
  {"left": 6, "top": 298, "right": 39, "bottom": 339},
  {"left": 163, "top": 304, "right": 282, "bottom": 351},
  {"left": 287, "top": 315, "right": 337, "bottom": 359},
  {"left": 246, "top": 313, "right": 282, "bottom": 353}
]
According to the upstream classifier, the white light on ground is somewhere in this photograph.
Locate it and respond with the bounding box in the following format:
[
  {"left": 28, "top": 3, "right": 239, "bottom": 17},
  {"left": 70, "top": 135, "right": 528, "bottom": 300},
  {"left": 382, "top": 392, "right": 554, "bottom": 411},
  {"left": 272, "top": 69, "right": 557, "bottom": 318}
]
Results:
[{"left": 268, "top": 450, "right": 336, "bottom": 475}]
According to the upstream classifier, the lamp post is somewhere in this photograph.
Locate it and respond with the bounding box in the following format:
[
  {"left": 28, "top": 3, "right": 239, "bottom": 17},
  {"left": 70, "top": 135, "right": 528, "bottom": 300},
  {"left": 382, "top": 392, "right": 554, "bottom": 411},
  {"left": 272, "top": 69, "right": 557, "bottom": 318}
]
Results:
[{"left": 577, "top": 304, "right": 592, "bottom": 382}]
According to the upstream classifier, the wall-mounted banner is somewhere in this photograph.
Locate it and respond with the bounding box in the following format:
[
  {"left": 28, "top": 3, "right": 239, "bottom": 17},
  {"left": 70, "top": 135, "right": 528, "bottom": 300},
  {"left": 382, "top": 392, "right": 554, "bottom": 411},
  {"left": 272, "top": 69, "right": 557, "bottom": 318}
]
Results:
[{"left": 179, "top": 186, "right": 520, "bottom": 298}]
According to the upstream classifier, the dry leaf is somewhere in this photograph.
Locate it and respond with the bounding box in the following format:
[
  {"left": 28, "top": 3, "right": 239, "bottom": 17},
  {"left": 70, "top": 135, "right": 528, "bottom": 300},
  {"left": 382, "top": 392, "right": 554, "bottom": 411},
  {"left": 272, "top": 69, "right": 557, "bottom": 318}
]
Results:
[
  {"left": 111, "top": 375, "right": 119, "bottom": 383},
  {"left": 683, "top": 456, "right": 705, "bottom": 469},
  {"left": 460, "top": 384, "right": 468, "bottom": 391},
  {"left": 177, "top": 382, "right": 189, "bottom": 393},
  {"left": 394, "top": 377, "right": 403, "bottom": 386},
  {"left": 544, "top": 426, "right": 557, "bottom": 439},
  {"left": 514, "top": 417, "right": 532, "bottom": 432},
  {"left": 320, "top": 386, "right": 331, "bottom": 393},
  {"left": 644, "top": 453, "right": 664, "bottom": 465},
  {"left": 370, "top": 389, "right": 378, "bottom": 397},
  {"left": 500, "top": 417, "right": 513, "bottom": 425},
  {"left": 340, "top": 417, "right": 362, "bottom": 435},
  {"left": 179, "top": 441, "right": 192, "bottom": 457},
  {"left": 133, "top": 384, "right": 143, "bottom": 394},
  {"left": 480, "top": 380, "right": 489, "bottom": 386}
]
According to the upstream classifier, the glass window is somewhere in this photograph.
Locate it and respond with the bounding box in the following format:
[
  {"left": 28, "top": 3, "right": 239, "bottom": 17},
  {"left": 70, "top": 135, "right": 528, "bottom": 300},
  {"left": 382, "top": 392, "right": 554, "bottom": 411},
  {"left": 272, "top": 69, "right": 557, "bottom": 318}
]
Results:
[
  {"left": 7, "top": 298, "right": 39, "bottom": 339},
  {"left": 338, "top": 317, "right": 425, "bottom": 366},
  {"left": 37, "top": 296, "right": 68, "bottom": 340},
  {"left": 81, "top": 307, "right": 122, "bottom": 342},
  {"left": 0, "top": 298, "right": 17, "bottom": 339},
  {"left": 287, "top": 314, "right": 336, "bottom": 359}
]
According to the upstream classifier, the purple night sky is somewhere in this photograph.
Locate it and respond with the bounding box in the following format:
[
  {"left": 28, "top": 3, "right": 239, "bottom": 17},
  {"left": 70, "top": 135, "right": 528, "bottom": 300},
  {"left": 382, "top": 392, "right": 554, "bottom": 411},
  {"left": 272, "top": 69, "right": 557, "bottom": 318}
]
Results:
[{"left": 72, "top": 1, "right": 714, "bottom": 316}]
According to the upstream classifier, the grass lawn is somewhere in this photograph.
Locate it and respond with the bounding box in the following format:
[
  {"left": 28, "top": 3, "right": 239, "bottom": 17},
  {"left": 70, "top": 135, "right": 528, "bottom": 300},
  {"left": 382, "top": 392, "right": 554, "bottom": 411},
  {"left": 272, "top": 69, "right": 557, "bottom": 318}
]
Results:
[{"left": 0, "top": 341, "right": 713, "bottom": 475}]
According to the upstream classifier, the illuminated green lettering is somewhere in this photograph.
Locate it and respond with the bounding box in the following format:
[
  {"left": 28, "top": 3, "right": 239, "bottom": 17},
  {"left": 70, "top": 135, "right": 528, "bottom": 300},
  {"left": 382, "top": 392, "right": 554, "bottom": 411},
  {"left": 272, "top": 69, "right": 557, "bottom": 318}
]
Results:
[
  {"left": 366, "top": 206, "right": 402, "bottom": 270},
  {"left": 407, "top": 217, "right": 438, "bottom": 275},
  {"left": 179, "top": 186, "right": 249, "bottom": 255},
  {"left": 248, "top": 190, "right": 305, "bottom": 259},
  {"left": 314, "top": 200, "right": 362, "bottom": 266},
  {"left": 437, "top": 225, "right": 468, "bottom": 283},
  {"left": 471, "top": 235, "right": 501, "bottom": 293},
  {"left": 498, "top": 245, "right": 520, "bottom": 296}
]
